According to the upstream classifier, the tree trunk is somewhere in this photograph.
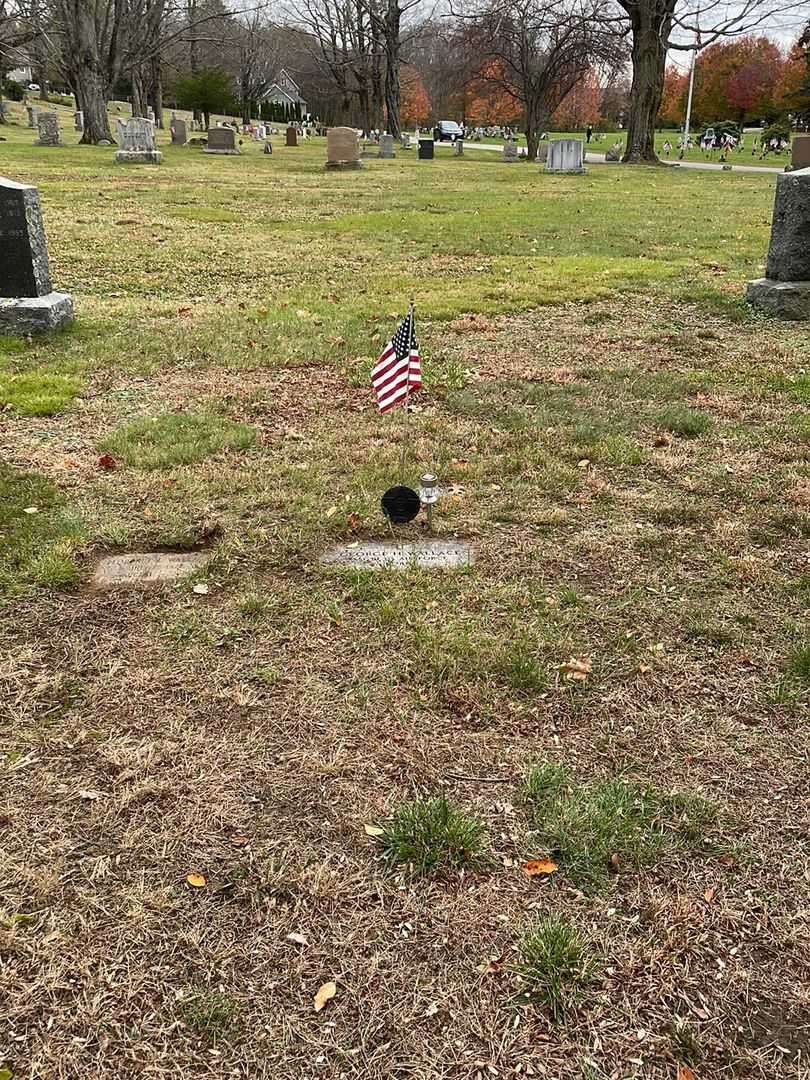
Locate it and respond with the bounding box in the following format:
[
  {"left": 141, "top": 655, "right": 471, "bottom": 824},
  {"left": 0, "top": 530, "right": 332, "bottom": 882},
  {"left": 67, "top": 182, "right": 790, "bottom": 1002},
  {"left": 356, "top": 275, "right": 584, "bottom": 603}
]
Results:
[
  {"left": 79, "top": 68, "right": 114, "bottom": 143},
  {"left": 132, "top": 73, "right": 145, "bottom": 117},
  {"left": 622, "top": 1, "right": 674, "bottom": 163},
  {"left": 383, "top": 0, "right": 401, "bottom": 137},
  {"left": 0, "top": 76, "right": 6, "bottom": 125},
  {"left": 152, "top": 58, "right": 164, "bottom": 128}
]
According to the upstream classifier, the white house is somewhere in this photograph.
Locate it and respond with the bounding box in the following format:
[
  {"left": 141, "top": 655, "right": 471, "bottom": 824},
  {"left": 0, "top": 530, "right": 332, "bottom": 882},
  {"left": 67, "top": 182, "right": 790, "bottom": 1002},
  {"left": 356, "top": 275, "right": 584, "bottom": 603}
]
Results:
[{"left": 262, "top": 69, "right": 307, "bottom": 114}]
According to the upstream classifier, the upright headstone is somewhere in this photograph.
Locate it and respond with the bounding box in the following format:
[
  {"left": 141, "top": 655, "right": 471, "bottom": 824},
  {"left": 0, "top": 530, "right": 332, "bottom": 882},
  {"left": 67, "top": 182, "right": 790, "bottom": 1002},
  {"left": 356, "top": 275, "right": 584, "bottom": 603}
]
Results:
[
  {"left": 35, "top": 112, "right": 61, "bottom": 147},
  {"left": 378, "top": 133, "right": 395, "bottom": 159},
  {"left": 325, "top": 127, "right": 362, "bottom": 170},
  {"left": 418, "top": 138, "right": 434, "bottom": 160},
  {"left": 204, "top": 127, "right": 239, "bottom": 154},
  {"left": 74, "top": 110, "right": 84, "bottom": 132},
  {"left": 605, "top": 141, "right": 623, "bottom": 163},
  {"left": 0, "top": 176, "right": 74, "bottom": 335},
  {"left": 503, "top": 138, "right": 518, "bottom": 163},
  {"left": 401, "top": 133, "right": 412, "bottom": 150},
  {"left": 147, "top": 108, "right": 155, "bottom": 122},
  {"left": 790, "top": 135, "right": 810, "bottom": 172},
  {"left": 26, "top": 105, "right": 38, "bottom": 129},
  {"left": 746, "top": 169, "right": 810, "bottom": 320},
  {"left": 535, "top": 143, "right": 549, "bottom": 164},
  {"left": 286, "top": 126, "right": 298, "bottom": 147},
  {"left": 454, "top": 139, "right": 464, "bottom": 156},
  {"left": 545, "top": 138, "right": 585, "bottom": 174},
  {"left": 114, "top": 118, "right": 162, "bottom": 164},
  {"left": 170, "top": 117, "right": 188, "bottom": 146}
]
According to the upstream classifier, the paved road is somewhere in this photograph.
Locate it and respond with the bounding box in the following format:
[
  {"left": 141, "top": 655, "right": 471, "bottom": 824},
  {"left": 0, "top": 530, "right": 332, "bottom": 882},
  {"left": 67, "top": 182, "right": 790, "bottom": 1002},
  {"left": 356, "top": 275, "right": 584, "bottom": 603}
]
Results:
[{"left": 467, "top": 140, "right": 784, "bottom": 175}]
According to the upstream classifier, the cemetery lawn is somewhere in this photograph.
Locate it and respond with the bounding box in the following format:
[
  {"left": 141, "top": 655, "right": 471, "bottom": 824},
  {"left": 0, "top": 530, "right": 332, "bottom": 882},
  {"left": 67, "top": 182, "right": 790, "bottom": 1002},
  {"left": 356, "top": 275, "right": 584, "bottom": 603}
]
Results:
[{"left": 1, "top": 110, "right": 810, "bottom": 1079}]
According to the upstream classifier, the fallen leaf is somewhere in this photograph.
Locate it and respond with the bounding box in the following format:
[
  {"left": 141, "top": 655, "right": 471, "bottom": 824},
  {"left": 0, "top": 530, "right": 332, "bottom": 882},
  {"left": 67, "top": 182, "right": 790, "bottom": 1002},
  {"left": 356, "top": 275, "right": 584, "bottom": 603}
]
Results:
[
  {"left": 703, "top": 886, "right": 717, "bottom": 904},
  {"left": 192, "top": 583, "right": 209, "bottom": 595},
  {"left": 287, "top": 932, "right": 308, "bottom": 947},
  {"left": 364, "top": 824, "right": 385, "bottom": 837},
  {"left": 98, "top": 453, "right": 117, "bottom": 471},
  {"left": 424, "top": 1001, "right": 439, "bottom": 1016},
  {"left": 484, "top": 954, "right": 507, "bottom": 974},
  {"left": 346, "top": 512, "right": 361, "bottom": 532},
  {"left": 521, "top": 859, "right": 558, "bottom": 877},
  {"left": 229, "top": 835, "right": 250, "bottom": 847},
  {"left": 313, "top": 980, "right": 337, "bottom": 1012},
  {"left": 678, "top": 1067, "right": 696, "bottom": 1080},
  {"left": 186, "top": 873, "right": 207, "bottom": 888},
  {"left": 561, "top": 658, "right": 592, "bottom": 681},
  {"left": 77, "top": 789, "right": 101, "bottom": 801},
  {"left": 609, "top": 853, "right": 620, "bottom": 870},
  {"left": 22, "top": 506, "right": 38, "bottom": 515},
  {"left": 325, "top": 505, "right": 338, "bottom": 519}
]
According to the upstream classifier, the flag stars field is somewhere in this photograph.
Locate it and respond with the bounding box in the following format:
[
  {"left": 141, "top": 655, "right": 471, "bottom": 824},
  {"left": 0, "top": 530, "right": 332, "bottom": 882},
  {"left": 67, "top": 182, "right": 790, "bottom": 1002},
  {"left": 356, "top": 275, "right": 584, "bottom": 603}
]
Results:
[{"left": 0, "top": 111, "right": 809, "bottom": 1078}]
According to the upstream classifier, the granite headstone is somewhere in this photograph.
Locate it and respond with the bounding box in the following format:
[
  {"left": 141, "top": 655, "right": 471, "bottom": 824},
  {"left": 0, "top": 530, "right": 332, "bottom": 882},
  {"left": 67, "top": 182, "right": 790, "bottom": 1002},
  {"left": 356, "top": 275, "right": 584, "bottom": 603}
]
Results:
[
  {"left": 378, "top": 133, "right": 395, "bottom": 159},
  {"left": 204, "top": 127, "right": 239, "bottom": 154},
  {"left": 747, "top": 169, "right": 810, "bottom": 320},
  {"left": 545, "top": 138, "right": 585, "bottom": 174},
  {"left": 418, "top": 138, "right": 434, "bottom": 160},
  {"left": 36, "top": 112, "right": 61, "bottom": 147},
  {"left": 286, "top": 126, "right": 298, "bottom": 147},
  {"left": 114, "top": 118, "right": 162, "bottom": 164},
  {"left": 790, "top": 135, "right": 810, "bottom": 172},
  {"left": 170, "top": 117, "right": 188, "bottom": 145},
  {"left": 325, "top": 127, "right": 362, "bottom": 170},
  {"left": 0, "top": 176, "right": 74, "bottom": 335},
  {"left": 26, "top": 105, "right": 38, "bottom": 129}
]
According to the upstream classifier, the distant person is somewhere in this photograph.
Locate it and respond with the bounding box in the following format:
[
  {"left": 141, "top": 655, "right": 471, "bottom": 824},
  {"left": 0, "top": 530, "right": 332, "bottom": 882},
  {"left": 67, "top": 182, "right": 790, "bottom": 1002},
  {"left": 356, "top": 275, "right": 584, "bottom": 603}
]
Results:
[{"left": 586, "top": 124, "right": 593, "bottom": 143}]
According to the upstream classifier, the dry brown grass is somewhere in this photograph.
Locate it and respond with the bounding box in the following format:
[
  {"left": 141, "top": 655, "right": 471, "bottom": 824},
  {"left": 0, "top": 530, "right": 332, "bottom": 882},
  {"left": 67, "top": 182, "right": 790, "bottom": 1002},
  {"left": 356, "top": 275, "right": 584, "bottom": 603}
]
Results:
[{"left": 2, "top": 290, "right": 809, "bottom": 1078}]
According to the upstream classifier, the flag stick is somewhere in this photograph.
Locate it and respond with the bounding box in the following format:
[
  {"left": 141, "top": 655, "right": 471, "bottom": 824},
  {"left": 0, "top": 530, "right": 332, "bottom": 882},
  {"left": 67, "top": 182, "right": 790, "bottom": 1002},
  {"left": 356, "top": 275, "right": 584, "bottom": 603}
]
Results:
[{"left": 399, "top": 299, "right": 415, "bottom": 484}]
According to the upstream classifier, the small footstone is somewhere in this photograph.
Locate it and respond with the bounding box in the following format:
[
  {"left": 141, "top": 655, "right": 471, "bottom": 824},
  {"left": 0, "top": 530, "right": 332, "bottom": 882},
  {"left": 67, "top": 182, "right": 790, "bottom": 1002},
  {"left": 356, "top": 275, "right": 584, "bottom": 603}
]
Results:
[
  {"left": 320, "top": 540, "right": 472, "bottom": 570},
  {"left": 92, "top": 551, "right": 210, "bottom": 587}
]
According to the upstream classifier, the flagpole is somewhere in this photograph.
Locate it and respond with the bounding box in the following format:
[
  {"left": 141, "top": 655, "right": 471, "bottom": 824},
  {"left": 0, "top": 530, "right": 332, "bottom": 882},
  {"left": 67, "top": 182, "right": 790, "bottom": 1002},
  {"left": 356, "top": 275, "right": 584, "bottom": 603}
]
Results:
[{"left": 399, "top": 298, "right": 415, "bottom": 484}]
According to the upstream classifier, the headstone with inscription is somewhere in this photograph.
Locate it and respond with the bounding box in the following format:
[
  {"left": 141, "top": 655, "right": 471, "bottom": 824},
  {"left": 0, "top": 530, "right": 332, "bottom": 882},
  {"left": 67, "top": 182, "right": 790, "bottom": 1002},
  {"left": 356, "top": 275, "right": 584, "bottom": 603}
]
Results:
[
  {"left": 286, "top": 126, "right": 298, "bottom": 147},
  {"left": 790, "top": 135, "right": 810, "bottom": 172},
  {"left": 325, "top": 127, "right": 362, "bottom": 170},
  {"left": 36, "top": 112, "right": 61, "bottom": 147},
  {"left": 26, "top": 105, "right": 38, "bottom": 129},
  {"left": 204, "top": 127, "right": 239, "bottom": 154},
  {"left": 545, "top": 138, "right": 585, "bottom": 174},
  {"left": 747, "top": 168, "right": 810, "bottom": 320},
  {"left": 418, "top": 138, "right": 434, "bottom": 160},
  {"left": 378, "top": 133, "right": 395, "bottom": 159},
  {"left": 114, "top": 118, "right": 162, "bottom": 163},
  {"left": 170, "top": 117, "right": 188, "bottom": 145},
  {"left": 0, "top": 176, "right": 74, "bottom": 335}
]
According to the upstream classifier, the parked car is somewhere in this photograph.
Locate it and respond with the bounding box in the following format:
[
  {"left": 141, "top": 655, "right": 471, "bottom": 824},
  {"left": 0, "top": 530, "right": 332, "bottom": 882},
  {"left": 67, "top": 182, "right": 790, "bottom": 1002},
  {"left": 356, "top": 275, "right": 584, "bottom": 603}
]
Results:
[{"left": 433, "top": 120, "right": 463, "bottom": 142}]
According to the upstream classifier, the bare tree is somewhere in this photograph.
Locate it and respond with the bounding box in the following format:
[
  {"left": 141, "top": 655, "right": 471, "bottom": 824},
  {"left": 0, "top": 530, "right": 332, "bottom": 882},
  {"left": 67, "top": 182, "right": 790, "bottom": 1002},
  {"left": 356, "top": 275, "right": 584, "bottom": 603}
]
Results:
[
  {"left": 456, "top": 0, "right": 626, "bottom": 160},
  {"left": 229, "top": 6, "right": 282, "bottom": 122},
  {"left": 620, "top": 0, "right": 807, "bottom": 163},
  {"left": 0, "top": 0, "right": 41, "bottom": 121}
]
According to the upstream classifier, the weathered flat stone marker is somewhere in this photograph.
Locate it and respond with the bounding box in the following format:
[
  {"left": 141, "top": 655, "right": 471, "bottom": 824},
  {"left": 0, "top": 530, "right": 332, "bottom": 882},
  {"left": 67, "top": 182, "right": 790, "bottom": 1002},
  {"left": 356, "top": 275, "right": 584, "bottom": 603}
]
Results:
[
  {"left": 320, "top": 540, "right": 472, "bottom": 570},
  {"left": 92, "top": 551, "right": 210, "bottom": 587},
  {"left": 205, "top": 127, "right": 239, "bottom": 155},
  {"left": 325, "top": 126, "right": 362, "bottom": 170},
  {"left": 0, "top": 176, "right": 74, "bottom": 335},
  {"left": 114, "top": 118, "right": 162, "bottom": 164}
]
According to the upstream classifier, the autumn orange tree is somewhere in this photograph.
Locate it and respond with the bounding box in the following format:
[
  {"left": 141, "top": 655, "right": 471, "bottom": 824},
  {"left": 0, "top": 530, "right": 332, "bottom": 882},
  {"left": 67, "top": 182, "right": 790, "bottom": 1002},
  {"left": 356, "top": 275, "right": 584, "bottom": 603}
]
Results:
[
  {"left": 550, "top": 67, "right": 603, "bottom": 130},
  {"left": 657, "top": 63, "right": 687, "bottom": 126},
  {"left": 400, "top": 64, "right": 431, "bottom": 124},
  {"left": 691, "top": 36, "right": 783, "bottom": 126},
  {"left": 464, "top": 60, "right": 522, "bottom": 124}
]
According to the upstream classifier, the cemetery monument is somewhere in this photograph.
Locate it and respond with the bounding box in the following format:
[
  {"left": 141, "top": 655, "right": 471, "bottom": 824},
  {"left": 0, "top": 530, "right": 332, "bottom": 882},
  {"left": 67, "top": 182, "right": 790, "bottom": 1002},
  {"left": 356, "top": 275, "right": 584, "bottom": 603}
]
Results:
[
  {"left": 114, "top": 118, "right": 162, "bottom": 164},
  {"left": 170, "top": 117, "right": 188, "bottom": 146},
  {"left": 205, "top": 127, "right": 240, "bottom": 155},
  {"left": 503, "top": 138, "right": 518, "bottom": 163},
  {"left": 545, "top": 138, "right": 585, "bottom": 174},
  {"left": 0, "top": 176, "right": 74, "bottom": 335},
  {"left": 286, "top": 127, "right": 298, "bottom": 147},
  {"left": 26, "top": 105, "right": 38, "bottom": 128},
  {"left": 379, "top": 134, "right": 395, "bottom": 159},
  {"left": 747, "top": 168, "right": 810, "bottom": 320},
  {"left": 36, "top": 112, "right": 61, "bottom": 147},
  {"left": 325, "top": 127, "right": 362, "bottom": 170}
]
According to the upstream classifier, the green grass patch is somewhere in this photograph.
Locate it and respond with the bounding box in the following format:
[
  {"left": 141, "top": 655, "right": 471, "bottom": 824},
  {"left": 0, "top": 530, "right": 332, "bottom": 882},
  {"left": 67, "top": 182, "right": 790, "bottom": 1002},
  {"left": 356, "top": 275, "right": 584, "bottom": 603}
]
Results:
[
  {"left": 100, "top": 412, "right": 257, "bottom": 469},
  {"left": 169, "top": 206, "right": 243, "bottom": 224},
  {"left": 788, "top": 644, "right": 810, "bottom": 684},
  {"left": 512, "top": 914, "right": 600, "bottom": 1020},
  {"left": 523, "top": 762, "right": 718, "bottom": 892},
  {"left": 656, "top": 405, "right": 712, "bottom": 439},
  {"left": 0, "top": 371, "right": 82, "bottom": 416},
  {"left": 0, "top": 465, "right": 84, "bottom": 597},
  {"left": 375, "top": 794, "right": 487, "bottom": 879},
  {"left": 179, "top": 988, "right": 240, "bottom": 1045}
]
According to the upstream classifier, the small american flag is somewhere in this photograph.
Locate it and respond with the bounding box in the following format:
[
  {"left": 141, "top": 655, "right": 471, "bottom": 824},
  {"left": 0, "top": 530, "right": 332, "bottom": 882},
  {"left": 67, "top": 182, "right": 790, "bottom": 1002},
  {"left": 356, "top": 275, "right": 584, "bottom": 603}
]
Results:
[{"left": 371, "top": 306, "right": 422, "bottom": 413}]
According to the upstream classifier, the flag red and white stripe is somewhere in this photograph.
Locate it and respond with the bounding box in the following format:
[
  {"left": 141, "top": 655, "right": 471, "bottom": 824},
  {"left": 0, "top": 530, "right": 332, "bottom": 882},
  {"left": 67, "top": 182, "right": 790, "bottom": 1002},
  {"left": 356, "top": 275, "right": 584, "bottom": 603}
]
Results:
[{"left": 371, "top": 307, "right": 421, "bottom": 413}]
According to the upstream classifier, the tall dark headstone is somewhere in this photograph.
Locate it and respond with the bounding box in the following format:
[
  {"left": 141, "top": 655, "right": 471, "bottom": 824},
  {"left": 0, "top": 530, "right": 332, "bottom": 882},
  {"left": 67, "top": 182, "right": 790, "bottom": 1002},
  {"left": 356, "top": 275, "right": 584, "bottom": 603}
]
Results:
[
  {"left": 0, "top": 176, "right": 74, "bottom": 335},
  {"left": 747, "top": 169, "right": 810, "bottom": 320},
  {"left": 418, "top": 138, "right": 434, "bottom": 160}
]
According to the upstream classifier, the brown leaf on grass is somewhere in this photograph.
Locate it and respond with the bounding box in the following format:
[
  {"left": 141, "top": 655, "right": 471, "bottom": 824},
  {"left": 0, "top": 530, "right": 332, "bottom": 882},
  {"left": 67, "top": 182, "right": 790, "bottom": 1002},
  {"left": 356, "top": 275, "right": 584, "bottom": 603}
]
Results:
[
  {"left": 678, "top": 1067, "right": 696, "bottom": 1080},
  {"left": 186, "top": 873, "right": 206, "bottom": 888},
  {"left": 483, "top": 954, "right": 506, "bottom": 974},
  {"left": 314, "top": 981, "right": 337, "bottom": 1012},
  {"left": 521, "top": 859, "right": 558, "bottom": 877},
  {"left": 229, "top": 835, "right": 250, "bottom": 847},
  {"left": 98, "top": 454, "right": 117, "bottom": 471},
  {"left": 561, "top": 658, "right": 592, "bottom": 681},
  {"left": 703, "top": 886, "right": 717, "bottom": 904},
  {"left": 346, "top": 512, "right": 361, "bottom": 532}
]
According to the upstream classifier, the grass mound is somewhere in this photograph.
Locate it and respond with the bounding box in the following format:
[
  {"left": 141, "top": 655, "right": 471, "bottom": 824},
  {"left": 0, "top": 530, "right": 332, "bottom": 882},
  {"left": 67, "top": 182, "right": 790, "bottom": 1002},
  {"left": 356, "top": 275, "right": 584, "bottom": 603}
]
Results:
[
  {"left": 100, "top": 412, "right": 257, "bottom": 469},
  {"left": 512, "top": 914, "right": 600, "bottom": 1020},
  {"left": 523, "top": 762, "right": 717, "bottom": 892},
  {"left": 376, "top": 794, "right": 487, "bottom": 878}
]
